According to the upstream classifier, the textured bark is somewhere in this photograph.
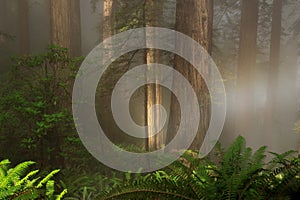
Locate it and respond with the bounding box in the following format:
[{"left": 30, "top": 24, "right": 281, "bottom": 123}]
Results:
[
  {"left": 50, "top": 0, "right": 81, "bottom": 57},
  {"left": 264, "top": 0, "right": 282, "bottom": 138},
  {"left": 50, "top": 0, "right": 71, "bottom": 49},
  {"left": 235, "top": 0, "right": 259, "bottom": 135},
  {"left": 18, "top": 0, "right": 29, "bottom": 54},
  {"left": 167, "top": 0, "right": 213, "bottom": 151},
  {"left": 145, "top": 0, "right": 164, "bottom": 151}
]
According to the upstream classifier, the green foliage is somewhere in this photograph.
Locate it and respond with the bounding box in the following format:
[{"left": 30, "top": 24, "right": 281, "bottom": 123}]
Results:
[
  {"left": 61, "top": 171, "right": 120, "bottom": 200},
  {"left": 0, "top": 45, "right": 87, "bottom": 168},
  {"left": 100, "top": 136, "right": 300, "bottom": 200},
  {"left": 0, "top": 159, "right": 66, "bottom": 200}
]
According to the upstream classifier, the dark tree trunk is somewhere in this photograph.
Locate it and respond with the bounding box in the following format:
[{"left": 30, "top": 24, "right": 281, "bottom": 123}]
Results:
[{"left": 167, "top": 0, "right": 213, "bottom": 151}]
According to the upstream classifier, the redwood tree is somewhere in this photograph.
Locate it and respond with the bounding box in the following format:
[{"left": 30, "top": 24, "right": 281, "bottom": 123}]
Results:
[{"left": 167, "top": 0, "right": 213, "bottom": 151}]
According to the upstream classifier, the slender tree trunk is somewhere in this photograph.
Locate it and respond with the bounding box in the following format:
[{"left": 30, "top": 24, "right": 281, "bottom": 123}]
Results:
[
  {"left": 235, "top": 0, "right": 259, "bottom": 135},
  {"left": 264, "top": 0, "right": 282, "bottom": 144},
  {"left": 167, "top": 0, "right": 213, "bottom": 151},
  {"left": 103, "top": 0, "right": 113, "bottom": 40},
  {"left": 101, "top": 0, "right": 114, "bottom": 137},
  {"left": 144, "top": 0, "right": 164, "bottom": 151},
  {"left": 18, "top": 0, "right": 29, "bottom": 54}
]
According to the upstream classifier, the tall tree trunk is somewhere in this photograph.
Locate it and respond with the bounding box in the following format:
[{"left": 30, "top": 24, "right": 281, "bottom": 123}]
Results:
[
  {"left": 18, "top": 0, "right": 29, "bottom": 54},
  {"left": 167, "top": 0, "right": 213, "bottom": 151},
  {"left": 50, "top": 0, "right": 81, "bottom": 57},
  {"left": 264, "top": 0, "right": 282, "bottom": 145},
  {"left": 235, "top": 0, "right": 259, "bottom": 136},
  {"left": 144, "top": 0, "right": 164, "bottom": 151}
]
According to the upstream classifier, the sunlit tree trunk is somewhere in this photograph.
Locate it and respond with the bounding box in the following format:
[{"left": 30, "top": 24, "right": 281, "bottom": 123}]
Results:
[
  {"left": 18, "top": 0, "right": 29, "bottom": 54},
  {"left": 235, "top": 0, "right": 259, "bottom": 136},
  {"left": 167, "top": 0, "right": 213, "bottom": 151},
  {"left": 144, "top": 0, "right": 164, "bottom": 151}
]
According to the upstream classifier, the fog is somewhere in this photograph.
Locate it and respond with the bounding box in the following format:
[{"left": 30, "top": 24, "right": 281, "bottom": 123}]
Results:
[{"left": 0, "top": 0, "right": 299, "bottom": 155}]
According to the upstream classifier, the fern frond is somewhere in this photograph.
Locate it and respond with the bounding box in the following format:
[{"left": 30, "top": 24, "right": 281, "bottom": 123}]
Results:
[
  {"left": 56, "top": 189, "right": 67, "bottom": 200},
  {"left": 16, "top": 170, "right": 39, "bottom": 186},
  {"left": 0, "top": 161, "right": 35, "bottom": 188},
  {"left": 36, "top": 169, "right": 60, "bottom": 188}
]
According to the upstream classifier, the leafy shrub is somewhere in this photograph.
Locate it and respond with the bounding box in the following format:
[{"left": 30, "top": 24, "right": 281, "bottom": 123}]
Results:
[
  {"left": 0, "top": 159, "right": 66, "bottom": 200},
  {"left": 0, "top": 45, "right": 90, "bottom": 169}
]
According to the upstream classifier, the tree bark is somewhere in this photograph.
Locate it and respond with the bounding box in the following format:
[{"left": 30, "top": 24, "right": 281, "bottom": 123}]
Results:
[
  {"left": 235, "top": 0, "right": 259, "bottom": 135},
  {"left": 50, "top": 0, "right": 71, "bottom": 49},
  {"left": 167, "top": 0, "right": 213, "bottom": 151},
  {"left": 50, "top": 0, "right": 81, "bottom": 57}
]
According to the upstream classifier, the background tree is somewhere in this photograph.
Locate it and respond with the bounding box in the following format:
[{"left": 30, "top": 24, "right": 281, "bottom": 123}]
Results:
[
  {"left": 264, "top": 0, "right": 283, "bottom": 143},
  {"left": 235, "top": 0, "right": 259, "bottom": 138}
]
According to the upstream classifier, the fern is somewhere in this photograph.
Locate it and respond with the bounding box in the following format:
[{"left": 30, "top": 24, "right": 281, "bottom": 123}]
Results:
[
  {"left": 99, "top": 135, "right": 300, "bottom": 200},
  {"left": 0, "top": 159, "right": 66, "bottom": 200}
]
